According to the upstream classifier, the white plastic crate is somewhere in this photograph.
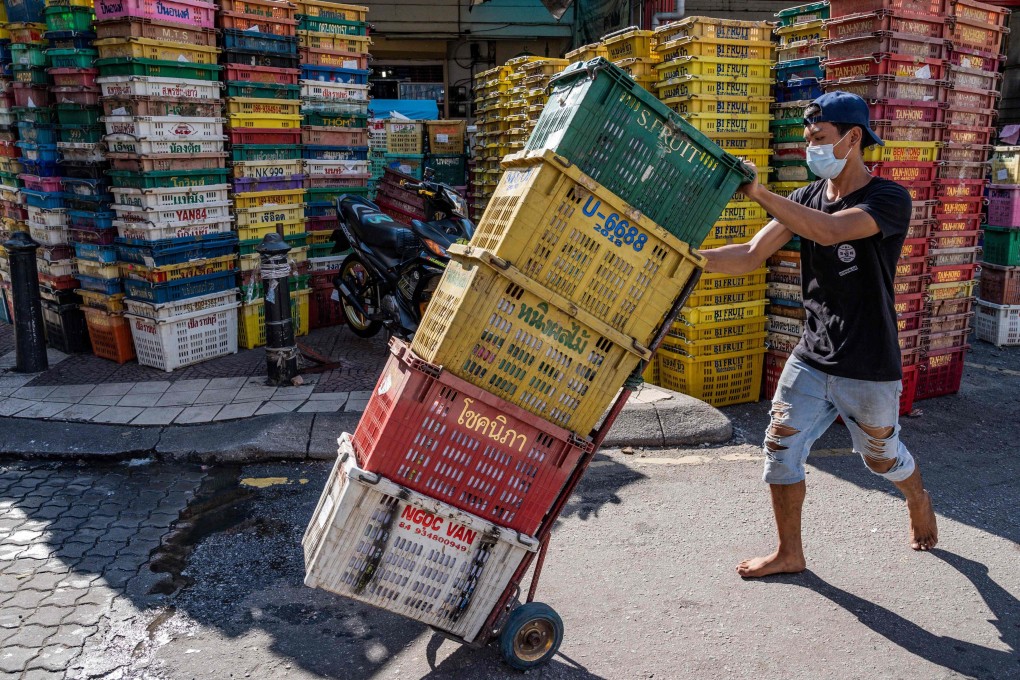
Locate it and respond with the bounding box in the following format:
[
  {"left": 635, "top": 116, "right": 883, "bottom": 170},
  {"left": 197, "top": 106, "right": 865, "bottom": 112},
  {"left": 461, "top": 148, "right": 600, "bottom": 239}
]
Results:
[
  {"left": 28, "top": 224, "right": 69, "bottom": 246},
  {"left": 115, "top": 217, "right": 233, "bottom": 241},
  {"left": 58, "top": 142, "right": 106, "bottom": 163},
  {"left": 26, "top": 207, "right": 67, "bottom": 228},
  {"left": 101, "top": 116, "right": 226, "bottom": 141},
  {"left": 303, "top": 434, "right": 538, "bottom": 643},
  {"left": 974, "top": 300, "right": 1020, "bottom": 346},
  {"left": 96, "top": 76, "right": 223, "bottom": 101},
  {"left": 110, "top": 185, "right": 231, "bottom": 210},
  {"left": 124, "top": 290, "right": 238, "bottom": 321},
  {"left": 104, "top": 136, "right": 227, "bottom": 156},
  {"left": 307, "top": 255, "right": 345, "bottom": 272},
  {"left": 300, "top": 80, "right": 369, "bottom": 102},
  {"left": 125, "top": 301, "right": 239, "bottom": 372},
  {"left": 368, "top": 118, "right": 387, "bottom": 150},
  {"left": 302, "top": 159, "right": 369, "bottom": 177},
  {"left": 231, "top": 159, "right": 303, "bottom": 180},
  {"left": 36, "top": 259, "right": 77, "bottom": 278},
  {"left": 112, "top": 201, "right": 232, "bottom": 225},
  {"left": 767, "top": 281, "right": 803, "bottom": 305},
  {"left": 77, "top": 260, "right": 120, "bottom": 279}
]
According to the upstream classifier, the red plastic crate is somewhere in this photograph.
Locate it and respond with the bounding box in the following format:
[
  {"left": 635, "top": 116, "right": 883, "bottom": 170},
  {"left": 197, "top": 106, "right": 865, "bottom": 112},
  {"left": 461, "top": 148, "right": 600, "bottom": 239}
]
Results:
[
  {"left": 897, "top": 311, "right": 927, "bottom": 332},
  {"left": 866, "top": 161, "right": 938, "bottom": 183},
  {"left": 825, "top": 33, "right": 948, "bottom": 61},
  {"left": 829, "top": 0, "right": 945, "bottom": 19},
  {"left": 948, "top": 17, "right": 1008, "bottom": 53},
  {"left": 225, "top": 64, "right": 300, "bottom": 85},
  {"left": 927, "top": 311, "right": 974, "bottom": 333},
  {"left": 308, "top": 283, "right": 344, "bottom": 329},
  {"left": 868, "top": 99, "right": 946, "bottom": 124},
  {"left": 914, "top": 345, "right": 967, "bottom": 399},
  {"left": 945, "top": 87, "right": 1000, "bottom": 112},
  {"left": 934, "top": 196, "right": 984, "bottom": 218},
  {"left": 824, "top": 10, "right": 946, "bottom": 40},
  {"left": 825, "top": 54, "right": 945, "bottom": 81},
  {"left": 351, "top": 339, "right": 592, "bottom": 535},
  {"left": 83, "top": 308, "right": 135, "bottom": 364},
  {"left": 947, "top": 44, "right": 1004, "bottom": 74},
  {"left": 929, "top": 262, "right": 978, "bottom": 284},
  {"left": 933, "top": 215, "right": 982, "bottom": 233},
  {"left": 894, "top": 274, "right": 928, "bottom": 296},
  {"left": 938, "top": 143, "right": 994, "bottom": 164},
  {"left": 977, "top": 263, "right": 1020, "bottom": 305},
  {"left": 942, "top": 124, "right": 994, "bottom": 146},
  {"left": 936, "top": 178, "right": 988, "bottom": 199},
  {"left": 900, "top": 237, "right": 931, "bottom": 259},
  {"left": 229, "top": 128, "right": 302, "bottom": 146},
  {"left": 762, "top": 349, "right": 790, "bottom": 401},
  {"left": 931, "top": 230, "right": 981, "bottom": 250},
  {"left": 872, "top": 120, "right": 944, "bottom": 144},
  {"left": 906, "top": 219, "right": 934, "bottom": 239},
  {"left": 938, "top": 161, "right": 990, "bottom": 181},
  {"left": 306, "top": 215, "right": 338, "bottom": 231},
  {"left": 943, "top": 107, "right": 997, "bottom": 130},
  {"left": 952, "top": 0, "right": 1010, "bottom": 27},
  {"left": 899, "top": 328, "right": 923, "bottom": 350},
  {"left": 825, "top": 76, "right": 946, "bottom": 104},
  {"left": 897, "top": 257, "right": 929, "bottom": 277},
  {"left": 899, "top": 180, "right": 938, "bottom": 200},
  {"left": 929, "top": 295, "right": 974, "bottom": 316},
  {"left": 900, "top": 363, "right": 919, "bottom": 415},
  {"left": 909, "top": 200, "right": 937, "bottom": 221}
]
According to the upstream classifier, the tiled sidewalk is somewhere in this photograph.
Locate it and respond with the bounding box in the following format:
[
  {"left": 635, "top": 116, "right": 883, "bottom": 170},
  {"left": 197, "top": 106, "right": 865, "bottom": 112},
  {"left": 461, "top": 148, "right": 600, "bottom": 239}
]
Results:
[{"left": 0, "top": 324, "right": 389, "bottom": 425}]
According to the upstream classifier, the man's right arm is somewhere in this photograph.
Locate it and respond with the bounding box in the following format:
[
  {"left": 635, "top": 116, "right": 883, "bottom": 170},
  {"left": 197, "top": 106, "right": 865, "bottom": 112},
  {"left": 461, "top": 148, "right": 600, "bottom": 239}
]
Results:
[{"left": 699, "top": 220, "right": 794, "bottom": 274}]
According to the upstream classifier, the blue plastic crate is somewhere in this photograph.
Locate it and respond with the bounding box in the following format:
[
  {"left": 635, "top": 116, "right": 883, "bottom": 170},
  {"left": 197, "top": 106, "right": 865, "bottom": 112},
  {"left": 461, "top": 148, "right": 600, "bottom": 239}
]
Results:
[
  {"left": 20, "top": 188, "right": 65, "bottom": 210},
  {"left": 77, "top": 274, "right": 124, "bottom": 295},
  {"left": 301, "top": 145, "right": 370, "bottom": 161},
  {"left": 15, "top": 121, "right": 57, "bottom": 145},
  {"left": 3, "top": 0, "right": 47, "bottom": 23},
  {"left": 305, "top": 201, "right": 337, "bottom": 218},
  {"left": 223, "top": 30, "right": 299, "bottom": 55},
  {"left": 63, "top": 194, "right": 114, "bottom": 213},
  {"left": 299, "top": 65, "right": 370, "bottom": 85},
  {"left": 73, "top": 242, "right": 118, "bottom": 263},
  {"left": 67, "top": 209, "right": 115, "bottom": 230},
  {"left": 15, "top": 141, "right": 60, "bottom": 164},
  {"left": 43, "top": 30, "right": 97, "bottom": 49},
  {"left": 775, "top": 78, "right": 823, "bottom": 103},
  {"left": 776, "top": 58, "right": 824, "bottom": 83},
  {"left": 18, "top": 159, "right": 59, "bottom": 178},
  {"left": 115, "top": 233, "right": 239, "bottom": 267},
  {"left": 61, "top": 177, "right": 111, "bottom": 198},
  {"left": 123, "top": 270, "right": 237, "bottom": 304}
]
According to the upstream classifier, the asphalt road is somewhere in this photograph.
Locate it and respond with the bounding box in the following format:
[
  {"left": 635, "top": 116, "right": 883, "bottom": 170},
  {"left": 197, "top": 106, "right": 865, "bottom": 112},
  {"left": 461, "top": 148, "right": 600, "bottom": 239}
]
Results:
[{"left": 3, "top": 340, "right": 1019, "bottom": 679}]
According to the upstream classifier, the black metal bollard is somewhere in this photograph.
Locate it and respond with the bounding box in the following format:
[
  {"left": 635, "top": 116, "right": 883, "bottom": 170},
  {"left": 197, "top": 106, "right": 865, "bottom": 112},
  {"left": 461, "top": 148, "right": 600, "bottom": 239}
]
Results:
[
  {"left": 4, "top": 232, "right": 48, "bottom": 373},
  {"left": 257, "top": 233, "right": 297, "bottom": 386}
]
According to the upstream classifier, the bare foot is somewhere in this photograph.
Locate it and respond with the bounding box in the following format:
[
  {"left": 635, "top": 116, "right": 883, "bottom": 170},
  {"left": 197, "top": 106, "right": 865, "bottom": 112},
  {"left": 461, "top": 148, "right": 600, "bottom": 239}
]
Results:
[
  {"left": 736, "top": 551, "right": 806, "bottom": 578},
  {"left": 908, "top": 489, "right": 938, "bottom": 551}
]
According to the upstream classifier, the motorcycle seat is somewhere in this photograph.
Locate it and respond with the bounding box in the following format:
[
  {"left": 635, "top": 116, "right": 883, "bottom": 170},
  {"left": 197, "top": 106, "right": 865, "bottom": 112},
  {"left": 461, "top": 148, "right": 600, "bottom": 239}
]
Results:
[{"left": 341, "top": 200, "right": 417, "bottom": 253}]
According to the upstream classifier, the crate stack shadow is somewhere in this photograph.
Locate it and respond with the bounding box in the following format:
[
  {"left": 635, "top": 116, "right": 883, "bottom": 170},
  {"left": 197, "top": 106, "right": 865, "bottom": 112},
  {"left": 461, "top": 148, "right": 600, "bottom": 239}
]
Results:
[
  {"left": 94, "top": 0, "right": 239, "bottom": 372},
  {"left": 304, "top": 57, "right": 751, "bottom": 643}
]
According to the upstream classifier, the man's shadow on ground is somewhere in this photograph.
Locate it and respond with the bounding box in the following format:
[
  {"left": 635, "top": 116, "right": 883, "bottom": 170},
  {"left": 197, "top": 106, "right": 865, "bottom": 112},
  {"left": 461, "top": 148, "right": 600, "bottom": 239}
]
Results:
[{"left": 770, "top": 550, "right": 1019, "bottom": 679}]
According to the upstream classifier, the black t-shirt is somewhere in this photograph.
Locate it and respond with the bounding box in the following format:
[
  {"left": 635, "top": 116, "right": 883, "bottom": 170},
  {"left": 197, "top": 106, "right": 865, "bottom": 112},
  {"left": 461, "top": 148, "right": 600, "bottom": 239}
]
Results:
[{"left": 787, "top": 177, "right": 912, "bottom": 382}]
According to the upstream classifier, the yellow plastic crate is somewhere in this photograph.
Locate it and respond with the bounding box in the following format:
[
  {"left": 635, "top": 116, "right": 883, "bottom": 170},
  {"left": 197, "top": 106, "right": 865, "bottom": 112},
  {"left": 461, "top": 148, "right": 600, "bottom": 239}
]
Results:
[
  {"left": 680, "top": 299, "right": 768, "bottom": 325},
  {"left": 661, "top": 331, "right": 768, "bottom": 358},
  {"left": 603, "top": 28, "right": 655, "bottom": 61},
  {"left": 506, "top": 55, "right": 546, "bottom": 68},
  {"left": 228, "top": 113, "right": 302, "bottom": 130},
  {"left": 298, "top": 31, "right": 371, "bottom": 54},
  {"left": 237, "top": 221, "right": 306, "bottom": 241},
  {"left": 411, "top": 249, "right": 654, "bottom": 435},
  {"left": 520, "top": 58, "right": 570, "bottom": 77},
  {"left": 657, "top": 346, "right": 766, "bottom": 407},
  {"left": 235, "top": 203, "right": 305, "bottom": 229},
  {"left": 295, "top": 0, "right": 368, "bottom": 22},
  {"left": 685, "top": 283, "right": 767, "bottom": 308},
  {"left": 233, "top": 189, "right": 306, "bottom": 210},
  {"left": 240, "top": 246, "right": 308, "bottom": 272},
  {"left": 468, "top": 151, "right": 705, "bottom": 344},
  {"left": 774, "top": 19, "right": 825, "bottom": 46},
  {"left": 702, "top": 133, "right": 773, "bottom": 151},
  {"left": 926, "top": 280, "right": 978, "bottom": 301},
  {"left": 667, "top": 314, "right": 768, "bottom": 343},
  {"left": 120, "top": 255, "right": 236, "bottom": 284},
  {"left": 237, "top": 289, "right": 310, "bottom": 349},
  {"left": 565, "top": 42, "right": 607, "bottom": 62},
  {"left": 93, "top": 38, "right": 219, "bottom": 64},
  {"left": 654, "top": 17, "right": 773, "bottom": 43},
  {"left": 613, "top": 57, "right": 660, "bottom": 79},
  {"left": 863, "top": 141, "right": 940, "bottom": 163},
  {"left": 683, "top": 113, "right": 772, "bottom": 135},
  {"left": 658, "top": 56, "right": 773, "bottom": 81},
  {"left": 701, "top": 220, "right": 769, "bottom": 246},
  {"left": 641, "top": 355, "right": 659, "bottom": 386},
  {"left": 656, "top": 35, "right": 776, "bottom": 61},
  {"left": 227, "top": 98, "right": 301, "bottom": 118},
  {"left": 771, "top": 181, "right": 811, "bottom": 198},
  {"left": 664, "top": 95, "right": 772, "bottom": 116},
  {"left": 656, "top": 75, "right": 774, "bottom": 100}
]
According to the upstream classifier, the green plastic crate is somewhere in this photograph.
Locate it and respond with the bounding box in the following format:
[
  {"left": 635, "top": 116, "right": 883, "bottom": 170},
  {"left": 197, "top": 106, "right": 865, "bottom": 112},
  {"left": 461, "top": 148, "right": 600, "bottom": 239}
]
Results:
[
  {"left": 307, "top": 186, "right": 370, "bottom": 205},
  {"left": 93, "top": 58, "right": 222, "bottom": 81},
  {"left": 57, "top": 125, "right": 104, "bottom": 144},
  {"left": 982, "top": 225, "right": 1020, "bottom": 266},
  {"left": 770, "top": 118, "right": 806, "bottom": 144},
  {"left": 525, "top": 57, "right": 754, "bottom": 245},
  {"left": 775, "top": 1, "right": 829, "bottom": 26},
  {"left": 45, "top": 48, "right": 97, "bottom": 69},
  {"left": 44, "top": 5, "right": 95, "bottom": 32},
  {"left": 13, "top": 66, "right": 48, "bottom": 85},
  {"left": 301, "top": 111, "right": 367, "bottom": 129},
  {"left": 231, "top": 145, "right": 303, "bottom": 162},
  {"left": 0, "top": 171, "right": 23, "bottom": 188},
  {"left": 13, "top": 107, "right": 58, "bottom": 125},
  {"left": 425, "top": 154, "right": 467, "bottom": 186},
  {"left": 226, "top": 81, "right": 301, "bottom": 100},
  {"left": 107, "top": 168, "right": 230, "bottom": 189},
  {"left": 10, "top": 43, "right": 47, "bottom": 67},
  {"left": 56, "top": 104, "right": 102, "bottom": 127},
  {"left": 297, "top": 16, "right": 368, "bottom": 35}
]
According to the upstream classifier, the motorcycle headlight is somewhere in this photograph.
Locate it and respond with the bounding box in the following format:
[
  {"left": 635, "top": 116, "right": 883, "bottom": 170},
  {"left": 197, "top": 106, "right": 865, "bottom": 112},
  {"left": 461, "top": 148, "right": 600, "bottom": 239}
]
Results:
[{"left": 445, "top": 188, "right": 468, "bottom": 217}]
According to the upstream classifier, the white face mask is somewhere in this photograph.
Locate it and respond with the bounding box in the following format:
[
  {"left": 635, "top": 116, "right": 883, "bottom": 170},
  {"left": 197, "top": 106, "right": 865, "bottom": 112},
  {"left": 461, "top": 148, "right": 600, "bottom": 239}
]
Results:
[{"left": 806, "top": 130, "right": 854, "bottom": 180}]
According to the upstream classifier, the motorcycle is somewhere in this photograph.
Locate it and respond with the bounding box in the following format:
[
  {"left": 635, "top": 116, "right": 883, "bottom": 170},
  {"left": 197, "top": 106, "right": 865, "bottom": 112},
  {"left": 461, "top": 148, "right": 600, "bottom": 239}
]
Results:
[{"left": 331, "top": 170, "right": 474, "bottom": 339}]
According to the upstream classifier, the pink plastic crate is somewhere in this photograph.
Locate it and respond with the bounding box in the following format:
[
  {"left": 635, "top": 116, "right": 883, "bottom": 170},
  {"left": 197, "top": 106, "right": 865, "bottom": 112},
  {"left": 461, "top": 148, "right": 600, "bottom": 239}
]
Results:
[
  {"left": 94, "top": 0, "right": 217, "bottom": 29},
  {"left": 987, "top": 184, "right": 1020, "bottom": 227}
]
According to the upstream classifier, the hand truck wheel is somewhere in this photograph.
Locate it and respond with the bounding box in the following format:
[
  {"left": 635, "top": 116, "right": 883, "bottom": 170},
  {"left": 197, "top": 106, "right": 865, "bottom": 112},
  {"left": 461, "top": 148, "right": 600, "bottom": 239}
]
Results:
[{"left": 498, "top": 602, "right": 563, "bottom": 671}]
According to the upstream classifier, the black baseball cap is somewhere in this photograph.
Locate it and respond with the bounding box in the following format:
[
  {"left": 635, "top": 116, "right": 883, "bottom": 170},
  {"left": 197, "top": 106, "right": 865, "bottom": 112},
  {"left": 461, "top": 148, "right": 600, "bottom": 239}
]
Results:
[{"left": 803, "top": 91, "right": 884, "bottom": 147}]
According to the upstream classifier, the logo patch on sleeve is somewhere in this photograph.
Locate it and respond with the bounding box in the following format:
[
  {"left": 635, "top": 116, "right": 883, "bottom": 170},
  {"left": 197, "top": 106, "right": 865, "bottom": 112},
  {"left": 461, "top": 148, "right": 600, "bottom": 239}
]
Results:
[{"left": 837, "top": 244, "right": 856, "bottom": 263}]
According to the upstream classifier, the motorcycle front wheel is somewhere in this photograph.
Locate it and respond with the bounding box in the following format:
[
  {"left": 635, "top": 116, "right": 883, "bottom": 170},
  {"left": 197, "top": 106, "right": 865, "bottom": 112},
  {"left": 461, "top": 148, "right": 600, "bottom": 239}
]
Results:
[{"left": 338, "top": 255, "right": 383, "bottom": 338}]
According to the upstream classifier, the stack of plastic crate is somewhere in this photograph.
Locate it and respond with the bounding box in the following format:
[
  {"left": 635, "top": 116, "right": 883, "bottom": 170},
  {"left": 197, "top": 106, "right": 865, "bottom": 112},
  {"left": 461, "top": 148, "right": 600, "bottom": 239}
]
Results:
[
  {"left": 649, "top": 17, "right": 775, "bottom": 407},
  {"left": 218, "top": 0, "right": 307, "bottom": 350},
  {"left": 366, "top": 116, "right": 385, "bottom": 199},
  {"left": 605, "top": 27, "right": 657, "bottom": 93},
  {"left": 0, "top": 5, "right": 18, "bottom": 323},
  {"left": 297, "top": 0, "right": 368, "bottom": 271},
  {"left": 305, "top": 61, "right": 747, "bottom": 636},
  {"left": 516, "top": 58, "right": 568, "bottom": 149},
  {"left": 821, "top": 0, "right": 954, "bottom": 411},
  {"left": 469, "top": 64, "right": 510, "bottom": 222},
  {"left": 423, "top": 119, "right": 467, "bottom": 192},
  {"left": 502, "top": 56, "right": 545, "bottom": 157},
  {"left": 978, "top": 148, "right": 1020, "bottom": 346},
  {"left": 375, "top": 118, "right": 425, "bottom": 221},
  {"left": 91, "top": 0, "right": 238, "bottom": 372},
  {"left": 914, "top": 0, "right": 1009, "bottom": 396}
]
